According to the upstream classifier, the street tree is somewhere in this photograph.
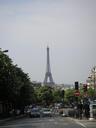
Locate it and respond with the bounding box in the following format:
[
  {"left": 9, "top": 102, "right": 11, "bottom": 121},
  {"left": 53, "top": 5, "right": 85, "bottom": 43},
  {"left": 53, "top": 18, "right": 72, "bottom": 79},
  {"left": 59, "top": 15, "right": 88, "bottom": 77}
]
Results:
[{"left": 0, "top": 49, "right": 35, "bottom": 115}]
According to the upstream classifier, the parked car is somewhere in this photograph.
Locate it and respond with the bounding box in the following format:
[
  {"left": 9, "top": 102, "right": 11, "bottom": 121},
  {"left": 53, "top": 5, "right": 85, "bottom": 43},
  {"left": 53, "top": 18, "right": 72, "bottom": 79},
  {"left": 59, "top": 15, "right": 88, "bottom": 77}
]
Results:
[
  {"left": 29, "top": 108, "right": 41, "bottom": 118},
  {"left": 9, "top": 109, "right": 21, "bottom": 116},
  {"left": 41, "top": 108, "right": 53, "bottom": 117},
  {"left": 24, "top": 105, "right": 33, "bottom": 115}
]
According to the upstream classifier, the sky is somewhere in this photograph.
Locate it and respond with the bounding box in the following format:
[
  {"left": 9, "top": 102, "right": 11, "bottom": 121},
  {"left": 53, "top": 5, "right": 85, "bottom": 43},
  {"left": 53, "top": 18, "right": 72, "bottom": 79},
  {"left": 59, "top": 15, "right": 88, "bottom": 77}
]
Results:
[{"left": 0, "top": 0, "right": 96, "bottom": 84}]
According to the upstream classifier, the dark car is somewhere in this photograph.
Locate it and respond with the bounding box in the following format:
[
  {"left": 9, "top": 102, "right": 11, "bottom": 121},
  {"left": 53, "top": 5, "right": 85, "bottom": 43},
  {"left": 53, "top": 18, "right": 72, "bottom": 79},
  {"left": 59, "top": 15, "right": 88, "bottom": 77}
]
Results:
[
  {"left": 41, "top": 108, "right": 53, "bottom": 117},
  {"left": 29, "top": 108, "right": 41, "bottom": 118}
]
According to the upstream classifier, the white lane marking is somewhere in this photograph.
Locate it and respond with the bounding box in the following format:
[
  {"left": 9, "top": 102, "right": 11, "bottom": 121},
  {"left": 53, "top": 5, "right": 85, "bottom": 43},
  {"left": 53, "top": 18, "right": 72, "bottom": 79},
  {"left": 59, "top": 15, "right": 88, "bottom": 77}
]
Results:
[
  {"left": 68, "top": 117, "right": 86, "bottom": 128},
  {"left": 75, "top": 121, "right": 86, "bottom": 128}
]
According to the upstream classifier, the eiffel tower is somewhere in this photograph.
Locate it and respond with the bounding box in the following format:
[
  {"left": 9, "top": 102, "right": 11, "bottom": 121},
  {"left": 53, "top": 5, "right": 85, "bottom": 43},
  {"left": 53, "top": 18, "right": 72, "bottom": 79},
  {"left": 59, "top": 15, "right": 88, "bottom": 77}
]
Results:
[{"left": 43, "top": 46, "right": 55, "bottom": 86}]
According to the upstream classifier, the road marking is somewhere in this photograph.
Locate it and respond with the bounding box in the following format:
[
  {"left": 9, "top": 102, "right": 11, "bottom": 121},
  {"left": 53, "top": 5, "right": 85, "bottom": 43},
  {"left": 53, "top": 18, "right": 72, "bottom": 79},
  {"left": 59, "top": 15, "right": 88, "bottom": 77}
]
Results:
[
  {"left": 75, "top": 121, "right": 86, "bottom": 128},
  {"left": 68, "top": 117, "right": 86, "bottom": 128}
]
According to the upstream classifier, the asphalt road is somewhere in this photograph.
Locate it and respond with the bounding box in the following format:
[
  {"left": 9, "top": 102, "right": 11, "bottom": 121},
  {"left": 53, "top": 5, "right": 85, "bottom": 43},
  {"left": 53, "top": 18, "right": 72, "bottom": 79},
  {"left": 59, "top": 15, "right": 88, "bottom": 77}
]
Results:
[{"left": 0, "top": 116, "right": 96, "bottom": 128}]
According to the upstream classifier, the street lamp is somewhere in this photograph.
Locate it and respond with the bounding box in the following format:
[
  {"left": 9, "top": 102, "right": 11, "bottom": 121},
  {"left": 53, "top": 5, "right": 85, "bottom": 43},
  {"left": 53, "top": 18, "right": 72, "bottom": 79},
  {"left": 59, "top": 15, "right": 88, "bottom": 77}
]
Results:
[
  {"left": 0, "top": 48, "right": 8, "bottom": 53},
  {"left": 3, "top": 50, "right": 8, "bottom": 53}
]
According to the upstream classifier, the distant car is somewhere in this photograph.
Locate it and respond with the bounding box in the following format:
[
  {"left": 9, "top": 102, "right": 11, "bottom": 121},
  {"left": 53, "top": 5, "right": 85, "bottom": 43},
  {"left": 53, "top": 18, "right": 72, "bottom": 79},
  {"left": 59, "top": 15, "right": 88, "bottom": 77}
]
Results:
[
  {"left": 61, "top": 112, "right": 68, "bottom": 117},
  {"left": 9, "top": 109, "right": 21, "bottom": 116},
  {"left": 24, "top": 108, "right": 31, "bottom": 115},
  {"left": 29, "top": 108, "right": 41, "bottom": 118},
  {"left": 41, "top": 108, "right": 53, "bottom": 117}
]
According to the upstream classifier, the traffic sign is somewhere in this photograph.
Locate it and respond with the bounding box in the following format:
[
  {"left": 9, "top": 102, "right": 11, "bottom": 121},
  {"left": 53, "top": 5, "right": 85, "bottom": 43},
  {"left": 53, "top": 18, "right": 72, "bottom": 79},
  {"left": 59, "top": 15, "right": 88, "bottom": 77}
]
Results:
[{"left": 74, "top": 90, "right": 80, "bottom": 96}]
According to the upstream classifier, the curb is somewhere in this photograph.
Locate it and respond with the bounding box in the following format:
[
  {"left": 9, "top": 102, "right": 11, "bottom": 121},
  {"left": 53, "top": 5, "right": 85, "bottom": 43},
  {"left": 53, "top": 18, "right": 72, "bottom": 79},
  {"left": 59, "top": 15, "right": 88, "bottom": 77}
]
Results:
[{"left": 68, "top": 117, "right": 96, "bottom": 122}]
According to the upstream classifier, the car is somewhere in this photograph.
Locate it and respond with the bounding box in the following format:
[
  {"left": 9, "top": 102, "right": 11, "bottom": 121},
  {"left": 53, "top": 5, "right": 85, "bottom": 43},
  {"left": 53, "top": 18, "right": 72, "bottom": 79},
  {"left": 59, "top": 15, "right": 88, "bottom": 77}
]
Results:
[
  {"left": 29, "top": 108, "right": 41, "bottom": 118},
  {"left": 61, "top": 112, "right": 68, "bottom": 117},
  {"left": 41, "top": 108, "right": 53, "bottom": 117}
]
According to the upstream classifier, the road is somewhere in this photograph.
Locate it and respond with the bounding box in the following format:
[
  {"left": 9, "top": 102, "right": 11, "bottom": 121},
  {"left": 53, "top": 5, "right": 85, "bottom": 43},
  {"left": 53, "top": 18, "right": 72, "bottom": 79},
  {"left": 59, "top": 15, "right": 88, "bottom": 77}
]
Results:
[{"left": 0, "top": 116, "right": 96, "bottom": 128}]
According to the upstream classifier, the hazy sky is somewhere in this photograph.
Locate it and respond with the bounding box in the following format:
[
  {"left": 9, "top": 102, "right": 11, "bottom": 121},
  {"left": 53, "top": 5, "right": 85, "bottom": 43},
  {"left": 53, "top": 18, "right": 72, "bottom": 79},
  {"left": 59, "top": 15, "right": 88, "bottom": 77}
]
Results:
[{"left": 0, "top": 0, "right": 96, "bottom": 84}]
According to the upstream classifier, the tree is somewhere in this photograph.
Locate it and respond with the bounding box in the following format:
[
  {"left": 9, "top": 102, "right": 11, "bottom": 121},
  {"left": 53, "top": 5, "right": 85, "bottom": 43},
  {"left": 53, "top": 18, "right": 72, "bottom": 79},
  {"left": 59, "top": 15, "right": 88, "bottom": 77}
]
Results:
[
  {"left": 87, "top": 87, "right": 95, "bottom": 99},
  {"left": 64, "top": 89, "right": 74, "bottom": 105},
  {"left": 0, "top": 50, "right": 12, "bottom": 101},
  {"left": 19, "top": 84, "right": 35, "bottom": 109},
  {"left": 0, "top": 49, "right": 35, "bottom": 115},
  {"left": 52, "top": 89, "right": 63, "bottom": 103},
  {"left": 34, "top": 86, "right": 54, "bottom": 106}
]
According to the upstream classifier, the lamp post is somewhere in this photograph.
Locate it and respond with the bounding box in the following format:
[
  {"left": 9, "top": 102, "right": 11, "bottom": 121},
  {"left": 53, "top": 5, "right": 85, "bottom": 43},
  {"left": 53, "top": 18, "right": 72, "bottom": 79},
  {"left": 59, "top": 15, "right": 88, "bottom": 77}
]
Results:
[
  {"left": 0, "top": 48, "right": 8, "bottom": 53},
  {"left": 3, "top": 50, "right": 8, "bottom": 53}
]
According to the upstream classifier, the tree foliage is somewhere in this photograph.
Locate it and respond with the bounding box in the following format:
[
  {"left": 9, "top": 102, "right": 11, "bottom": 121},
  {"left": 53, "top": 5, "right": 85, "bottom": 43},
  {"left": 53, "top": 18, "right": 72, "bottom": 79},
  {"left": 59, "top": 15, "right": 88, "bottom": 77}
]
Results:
[
  {"left": 35, "top": 86, "right": 54, "bottom": 106},
  {"left": 0, "top": 50, "right": 35, "bottom": 113},
  {"left": 52, "top": 89, "right": 63, "bottom": 103}
]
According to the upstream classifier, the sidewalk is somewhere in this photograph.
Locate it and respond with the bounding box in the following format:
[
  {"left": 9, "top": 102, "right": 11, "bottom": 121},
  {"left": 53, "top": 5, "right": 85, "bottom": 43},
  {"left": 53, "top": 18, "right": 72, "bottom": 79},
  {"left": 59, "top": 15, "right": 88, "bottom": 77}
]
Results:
[
  {"left": 0, "top": 114, "right": 26, "bottom": 125},
  {"left": 68, "top": 116, "right": 96, "bottom": 122}
]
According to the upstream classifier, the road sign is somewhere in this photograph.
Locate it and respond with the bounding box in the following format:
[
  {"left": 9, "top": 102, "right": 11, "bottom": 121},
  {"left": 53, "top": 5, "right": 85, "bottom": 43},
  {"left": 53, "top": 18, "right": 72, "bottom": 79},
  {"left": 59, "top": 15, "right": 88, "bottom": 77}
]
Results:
[{"left": 74, "top": 90, "right": 80, "bottom": 96}]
